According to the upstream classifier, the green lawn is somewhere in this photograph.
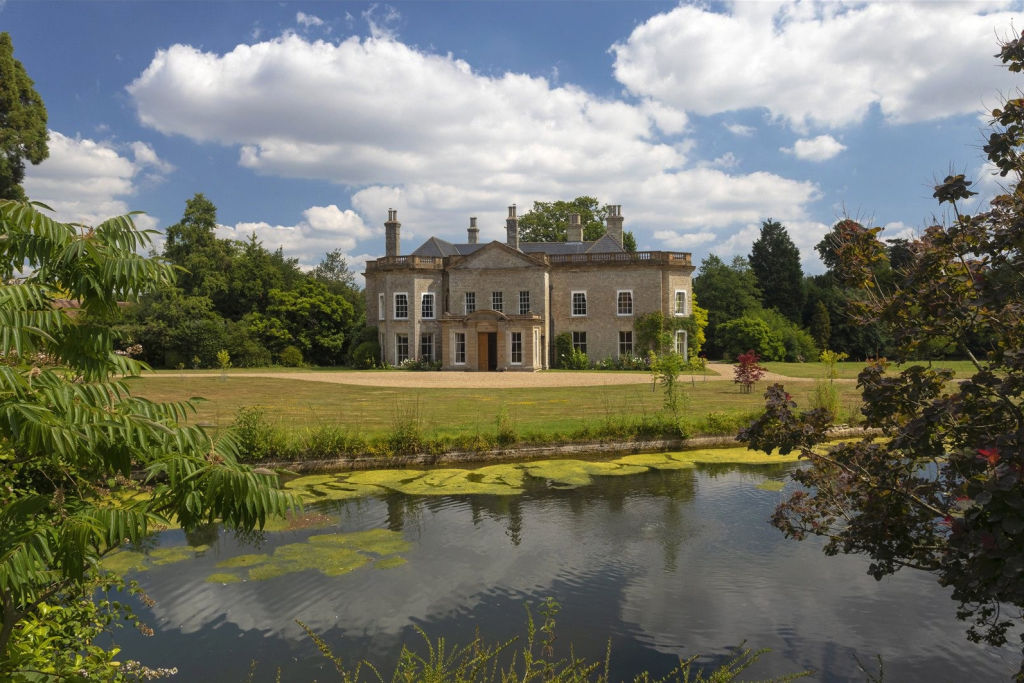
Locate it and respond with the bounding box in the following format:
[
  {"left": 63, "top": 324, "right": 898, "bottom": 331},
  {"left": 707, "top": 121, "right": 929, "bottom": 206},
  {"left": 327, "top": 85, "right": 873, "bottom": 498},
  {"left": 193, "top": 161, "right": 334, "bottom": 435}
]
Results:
[
  {"left": 128, "top": 373, "right": 863, "bottom": 440},
  {"left": 760, "top": 359, "right": 982, "bottom": 380}
]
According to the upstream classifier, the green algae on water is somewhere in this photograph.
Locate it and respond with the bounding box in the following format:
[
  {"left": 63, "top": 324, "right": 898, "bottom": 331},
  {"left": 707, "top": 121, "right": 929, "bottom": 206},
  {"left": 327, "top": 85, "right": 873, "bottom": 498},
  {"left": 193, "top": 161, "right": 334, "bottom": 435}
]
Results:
[
  {"left": 216, "top": 553, "right": 269, "bottom": 569},
  {"left": 756, "top": 480, "right": 786, "bottom": 492},
  {"left": 375, "top": 556, "right": 407, "bottom": 569},
  {"left": 205, "top": 573, "right": 242, "bottom": 584},
  {"left": 149, "top": 545, "right": 207, "bottom": 566},
  {"left": 100, "top": 550, "right": 149, "bottom": 574},
  {"left": 613, "top": 453, "right": 697, "bottom": 471}
]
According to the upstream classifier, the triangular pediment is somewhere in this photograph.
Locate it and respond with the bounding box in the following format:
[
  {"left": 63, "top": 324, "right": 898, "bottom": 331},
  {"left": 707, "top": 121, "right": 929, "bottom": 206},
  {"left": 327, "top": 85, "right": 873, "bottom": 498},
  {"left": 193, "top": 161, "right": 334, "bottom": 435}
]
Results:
[{"left": 451, "top": 241, "right": 545, "bottom": 270}]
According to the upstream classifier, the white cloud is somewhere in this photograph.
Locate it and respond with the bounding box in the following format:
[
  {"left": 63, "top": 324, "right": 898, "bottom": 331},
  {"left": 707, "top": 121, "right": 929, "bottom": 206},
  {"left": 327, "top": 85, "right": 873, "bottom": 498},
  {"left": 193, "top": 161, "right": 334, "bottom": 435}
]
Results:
[
  {"left": 215, "top": 204, "right": 373, "bottom": 272},
  {"left": 612, "top": 2, "right": 1021, "bottom": 131},
  {"left": 781, "top": 135, "right": 846, "bottom": 162},
  {"left": 128, "top": 33, "right": 820, "bottom": 249},
  {"left": 22, "top": 131, "right": 170, "bottom": 230},
  {"left": 652, "top": 229, "right": 716, "bottom": 249},
  {"left": 723, "top": 123, "right": 754, "bottom": 137},
  {"left": 296, "top": 12, "right": 324, "bottom": 29}
]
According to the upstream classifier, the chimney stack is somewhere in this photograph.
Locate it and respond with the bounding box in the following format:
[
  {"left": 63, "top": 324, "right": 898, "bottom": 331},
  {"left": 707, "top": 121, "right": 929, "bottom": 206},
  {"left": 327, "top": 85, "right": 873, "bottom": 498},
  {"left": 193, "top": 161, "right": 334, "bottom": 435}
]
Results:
[
  {"left": 506, "top": 204, "right": 519, "bottom": 251},
  {"left": 467, "top": 216, "right": 479, "bottom": 244},
  {"left": 385, "top": 208, "right": 401, "bottom": 257},
  {"left": 605, "top": 204, "right": 623, "bottom": 245},
  {"left": 567, "top": 213, "right": 583, "bottom": 242}
]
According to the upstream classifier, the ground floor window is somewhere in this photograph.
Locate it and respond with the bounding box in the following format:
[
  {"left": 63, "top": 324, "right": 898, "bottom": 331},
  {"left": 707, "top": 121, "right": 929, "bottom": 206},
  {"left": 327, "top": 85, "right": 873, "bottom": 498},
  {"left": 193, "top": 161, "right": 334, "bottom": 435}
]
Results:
[
  {"left": 396, "top": 334, "right": 409, "bottom": 363},
  {"left": 421, "top": 334, "right": 433, "bottom": 361},
  {"left": 454, "top": 332, "right": 466, "bottom": 364},
  {"left": 572, "top": 331, "right": 587, "bottom": 354},
  {"left": 618, "top": 330, "right": 633, "bottom": 357},
  {"left": 510, "top": 332, "right": 522, "bottom": 364},
  {"left": 674, "top": 330, "right": 688, "bottom": 359}
]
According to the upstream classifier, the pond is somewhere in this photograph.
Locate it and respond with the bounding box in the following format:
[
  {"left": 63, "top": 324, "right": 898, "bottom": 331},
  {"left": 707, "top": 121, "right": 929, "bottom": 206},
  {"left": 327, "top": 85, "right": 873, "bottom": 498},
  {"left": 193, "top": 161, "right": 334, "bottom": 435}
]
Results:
[{"left": 107, "top": 456, "right": 1018, "bottom": 681}]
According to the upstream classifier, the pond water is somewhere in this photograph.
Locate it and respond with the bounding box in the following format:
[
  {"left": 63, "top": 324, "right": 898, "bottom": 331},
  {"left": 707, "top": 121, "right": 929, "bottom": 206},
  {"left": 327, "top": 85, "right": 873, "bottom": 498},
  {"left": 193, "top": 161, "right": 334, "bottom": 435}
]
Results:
[{"left": 110, "top": 460, "right": 1018, "bottom": 681}]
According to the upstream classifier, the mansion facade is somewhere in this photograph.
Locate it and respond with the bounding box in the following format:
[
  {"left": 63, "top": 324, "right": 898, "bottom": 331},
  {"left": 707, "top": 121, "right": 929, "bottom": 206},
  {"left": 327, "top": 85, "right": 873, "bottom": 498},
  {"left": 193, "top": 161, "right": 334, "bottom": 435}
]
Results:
[{"left": 363, "top": 205, "right": 694, "bottom": 371}]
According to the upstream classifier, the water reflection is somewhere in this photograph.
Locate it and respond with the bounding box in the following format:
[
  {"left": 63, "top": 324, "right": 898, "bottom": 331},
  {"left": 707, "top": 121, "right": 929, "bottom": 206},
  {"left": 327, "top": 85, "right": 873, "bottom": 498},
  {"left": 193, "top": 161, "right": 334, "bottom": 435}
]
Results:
[{"left": 112, "top": 463, "right": 1017, "bottom": 681}]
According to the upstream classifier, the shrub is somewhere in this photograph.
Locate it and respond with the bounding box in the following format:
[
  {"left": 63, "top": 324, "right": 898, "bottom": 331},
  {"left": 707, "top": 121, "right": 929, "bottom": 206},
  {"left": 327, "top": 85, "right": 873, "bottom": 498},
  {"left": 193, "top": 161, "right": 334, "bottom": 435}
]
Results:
[
  {"left": 279, "top": 345, "right": 304, "bottom": 367},
  {"left": 554, "top": 333, "right": 573, "bottom": 368},
  {"left": 349, "top": 339, "right": 380, "bottom": 369},
  {"left": 495, "top": 406, "right": 518, "bottom": 446},
  {"left": 733, "top": 350, "right": 767, "bottom": 393},
  {"left": 563, "top": 348, "right": 589, "bottom": 370},
  {"left": 717, "top": 317, "right": 786, "bottom": 361},
  {"left": 232, "top": 406, "right": 289, "bottom": 461}
]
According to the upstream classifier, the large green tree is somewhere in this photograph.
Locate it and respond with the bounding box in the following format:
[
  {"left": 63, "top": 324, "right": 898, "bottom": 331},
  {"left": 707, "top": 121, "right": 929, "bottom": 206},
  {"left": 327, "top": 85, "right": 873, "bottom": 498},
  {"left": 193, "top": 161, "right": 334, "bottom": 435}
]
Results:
[
  {"left": 0, "top": 201, "right": 293, "bottom": 678},
  {"left": 748, "top": 219, "right": 804, "bottom": 323},
  {"left": 0, "top": 33, "right": 48, "bottom": 201},
  {"left": 692, "top": 254, "right": 762, "bottom": 358},
  {"left": 740, "top": 36, "right": 1024, "bottom": 675},
  {"left": 517, "top": 196, "right": 636, "bottom": 250}
]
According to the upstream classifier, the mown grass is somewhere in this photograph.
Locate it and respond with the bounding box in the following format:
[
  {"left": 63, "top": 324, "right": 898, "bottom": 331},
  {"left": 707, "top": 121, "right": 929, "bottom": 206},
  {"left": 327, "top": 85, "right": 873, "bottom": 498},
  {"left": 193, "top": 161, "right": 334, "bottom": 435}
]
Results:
[
  {"left": 127, "top": 372, "right": 863, "bottom": 441},
  {"left": 760, "top": 359, "right": 982, "bottom": 380}
]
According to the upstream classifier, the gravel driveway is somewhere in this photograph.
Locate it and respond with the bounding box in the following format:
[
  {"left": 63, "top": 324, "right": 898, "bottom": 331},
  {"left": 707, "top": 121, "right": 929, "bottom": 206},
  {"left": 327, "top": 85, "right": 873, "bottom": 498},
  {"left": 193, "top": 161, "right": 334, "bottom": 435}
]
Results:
[{"left": 168, "top": 363, "right": 806, "bottom": 389}]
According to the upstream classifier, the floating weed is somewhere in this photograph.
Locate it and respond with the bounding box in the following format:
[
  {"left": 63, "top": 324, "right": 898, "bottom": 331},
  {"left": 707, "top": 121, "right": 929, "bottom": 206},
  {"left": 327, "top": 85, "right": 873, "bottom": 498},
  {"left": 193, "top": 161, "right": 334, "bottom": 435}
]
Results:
[
  {"left": 99, "top": 550, "right": 149, "bottom": 574},
  {"left": 396, "top": 470, "right": 522, "bottom": 496},
  {"left": 668, "top": 446, "right": 802, "bottom": 466},
  {"left": 306, "top": 483, "right": 382, "bottom": 501},
  {"left": 345, "top": 469, "right": 425, "bottom": 487},
  {"left": 308, "top": 528, "right": 411, "bottom": 556},
  {"left": 216, "top": 553, "right": 269, "bottom": 569},
  {"left": 471, "top": 464, "right": 526, "bottom": 488},
  {"left": 375, "top": 556, "right": 407, "bottom": 569},
  {"left": 262, "top": 510, "right": 335, "bottom": 532},
  {"left": 523, "top": 460, "right": 648, "bottom": 488},
  {"left": 284, "top": 474, "right": 341, "bottom": 489},
  {"left": 614, "top": 453, "right": 696, "bottom": 471},
  {"left": 756, "top": 480, "right": 786, "bottom": 492},
  {"left": 149, "top": 545, "right": 207, "bottom": 566},
  {"left": 205, "top": 573, "right": 242, "bottom": 584}
]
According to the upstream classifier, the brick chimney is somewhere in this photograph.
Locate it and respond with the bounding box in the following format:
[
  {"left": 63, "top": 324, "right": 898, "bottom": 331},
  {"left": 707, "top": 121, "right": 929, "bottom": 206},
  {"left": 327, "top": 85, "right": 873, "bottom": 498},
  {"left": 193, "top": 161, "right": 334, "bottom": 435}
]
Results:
[
  {"left": 467, "top": 216, "right": 479, "bottom": 244},
  {"left": 385, "top": 208, "right": 401, "bottom": 257},
  {"left": 506, "top": 205, "right": 519, "bottom": 250},
  {"left": 605, "top": 204, "right": 623, "bottom": 245},
  {"left": 567, "top": 213, "right": 583, "bottom": 242}
]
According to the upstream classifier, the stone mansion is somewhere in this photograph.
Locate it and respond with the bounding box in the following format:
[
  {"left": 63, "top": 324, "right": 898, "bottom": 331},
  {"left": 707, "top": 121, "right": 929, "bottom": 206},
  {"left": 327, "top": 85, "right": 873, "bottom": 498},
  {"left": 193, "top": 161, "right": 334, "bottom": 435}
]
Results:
[{"left": 363, "top": 205, "right": 694, "bottom": 371}]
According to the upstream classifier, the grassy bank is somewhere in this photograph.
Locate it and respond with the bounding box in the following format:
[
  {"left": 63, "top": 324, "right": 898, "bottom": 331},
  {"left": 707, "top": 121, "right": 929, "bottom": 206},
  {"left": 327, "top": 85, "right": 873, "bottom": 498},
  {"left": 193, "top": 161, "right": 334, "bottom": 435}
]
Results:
[{"left": 127, "top": 372, "right": 864, "bottom": 462}]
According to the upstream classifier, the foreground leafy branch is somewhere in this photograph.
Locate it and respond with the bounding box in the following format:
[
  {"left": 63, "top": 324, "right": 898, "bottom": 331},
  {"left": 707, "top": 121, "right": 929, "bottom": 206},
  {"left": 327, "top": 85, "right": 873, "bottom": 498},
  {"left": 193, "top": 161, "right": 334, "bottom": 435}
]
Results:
[
  {"left": 0, "top": 201, "right": 296, "bottom": 679},
  {"left": 739, "top": 34, "right": 1024, "bottom": 678}
]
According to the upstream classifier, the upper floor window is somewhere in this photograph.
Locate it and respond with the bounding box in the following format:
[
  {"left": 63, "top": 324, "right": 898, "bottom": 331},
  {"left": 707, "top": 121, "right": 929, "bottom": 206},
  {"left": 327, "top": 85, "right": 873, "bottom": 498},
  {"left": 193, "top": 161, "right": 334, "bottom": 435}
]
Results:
[
  {"left": 465, "top": 292, "right": 476, "bottom": 315},
  {"left": 674, "top": 290, "right": 688, "bottom": 316},
  {"left": 617, "top": 290, "right": 633, "bottom": 316},
  {"left": 421, "top": 293, "right": 435, "bottom": 319},
  {"left": 378, "top": 293, "right": 385, "bottom": 321},
  {"left": 394, "top": 293, "right": 409, "bottom": 320},
  {"left": 492, "top": 291, "right": 503, "bottom": 312},
  {"left": 571, "top": 291, "right": 587, "bottom": 317},
  {"left": 519, "top": 290, "right": 530, "bottom": 315}
]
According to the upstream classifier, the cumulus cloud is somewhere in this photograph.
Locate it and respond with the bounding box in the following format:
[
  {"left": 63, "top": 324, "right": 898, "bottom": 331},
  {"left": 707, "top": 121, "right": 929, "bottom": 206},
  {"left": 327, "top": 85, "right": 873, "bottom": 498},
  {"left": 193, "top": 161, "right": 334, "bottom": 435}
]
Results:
[
  {"left": 127, "top": 33, "right": 820, "bottom": 247},
  {"left": 22, "top": 131, "right": 171, "bottom": 230},
  {"left": 781, "top": 135, "right": 846, "bottom": 162},
  {"left": 612, "top": 2, "right": 1021, "bottom": 131},
  {"left": 215, "top": 204, "right": 373, "bottom": 273},
  {"left": 296, "top": 11, "right": 324, "bottom": 29},
  {"left": 723, "top": 123, "right": 754, "bottom": 137}
]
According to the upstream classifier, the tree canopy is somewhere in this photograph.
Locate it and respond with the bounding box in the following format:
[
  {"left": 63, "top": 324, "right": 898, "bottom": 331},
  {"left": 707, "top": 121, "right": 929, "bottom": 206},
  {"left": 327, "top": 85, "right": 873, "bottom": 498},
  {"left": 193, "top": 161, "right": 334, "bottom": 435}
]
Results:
[
  {"left": 0, "top": 33, "right": 48, "bottom": 201},
  {"left": 517, "top": 196, "right": 636, "bottom": 250},
  {"left": 748, "top": 219, "right": 804, "bottom": 323},
  {"left": 740, "top": 35, "right": 1024, "bottom": 675}
]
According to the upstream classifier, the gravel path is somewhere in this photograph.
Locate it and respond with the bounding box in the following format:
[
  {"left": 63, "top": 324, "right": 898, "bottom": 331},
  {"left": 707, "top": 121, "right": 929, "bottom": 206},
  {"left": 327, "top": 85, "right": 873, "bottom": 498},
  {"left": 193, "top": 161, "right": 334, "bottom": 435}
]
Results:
[{"left": 165, "top": 363, "right": 813, "bottom": 389}]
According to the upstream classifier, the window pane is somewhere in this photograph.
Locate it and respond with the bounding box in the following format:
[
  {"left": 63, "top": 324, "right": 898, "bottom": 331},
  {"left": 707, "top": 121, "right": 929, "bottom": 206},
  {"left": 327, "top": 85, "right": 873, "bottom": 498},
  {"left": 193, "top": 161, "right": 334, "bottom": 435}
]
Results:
[
  {"left": 572, "top": 292, "right": 587, "bottom": 316},
  {"left": 519, "top": 290, "right": 530, "bottom": 315},
  {"left": 675, "top": 290, "right": 686, "bottom": 315},
  {"left": 617, "top": 291, "right": 633, "bottom": 315},
  {"left": 396, "top": 334, "right": 409, "bottom": 363},
  {"left": 619, "top": 330, "right": 633, "bottom": 357},
  {"left": 420, "top": 334, "right": 433, "bottom": 361},
  {"left": 492, "top": 291, "right": 503, "bottom": 312},
  {"left": 511, "top": 332, "right": 522, "bottom": 364},
  {"left": 421, "top": 294, "right": 434, "bottom": 319},
  {"left": 572, "top": 331, "right": 587, "bottom": 354},
  {"left": 395, "top": 294, "right": 408, "bottom": 319},
  {"left": 454, "top": 332, "right": 466, "bottom": 364},
  {"left": 465, "top": 292, "right": 475, "bottom": 314}
]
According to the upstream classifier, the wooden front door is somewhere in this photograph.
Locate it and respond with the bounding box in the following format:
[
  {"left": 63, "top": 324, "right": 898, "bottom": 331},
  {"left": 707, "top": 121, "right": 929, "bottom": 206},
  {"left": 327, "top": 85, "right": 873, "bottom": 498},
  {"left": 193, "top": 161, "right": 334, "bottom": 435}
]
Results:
[{"left": 477, "top": 332, "right": 489, "bottom": 371}]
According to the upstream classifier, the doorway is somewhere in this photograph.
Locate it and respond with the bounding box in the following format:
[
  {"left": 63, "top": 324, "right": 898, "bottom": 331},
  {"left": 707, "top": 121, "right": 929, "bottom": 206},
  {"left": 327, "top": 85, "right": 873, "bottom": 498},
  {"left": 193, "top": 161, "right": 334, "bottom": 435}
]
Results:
[{"left": 477, "top": 332, "right": 498, "bottom": 371}]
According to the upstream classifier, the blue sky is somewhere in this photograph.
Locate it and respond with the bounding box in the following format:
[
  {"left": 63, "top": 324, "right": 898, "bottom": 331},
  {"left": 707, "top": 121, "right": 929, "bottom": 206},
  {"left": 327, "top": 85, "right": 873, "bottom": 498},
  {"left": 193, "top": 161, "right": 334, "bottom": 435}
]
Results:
[{"left": 5, "top": 1, "right": 1023, "bottom": 280}]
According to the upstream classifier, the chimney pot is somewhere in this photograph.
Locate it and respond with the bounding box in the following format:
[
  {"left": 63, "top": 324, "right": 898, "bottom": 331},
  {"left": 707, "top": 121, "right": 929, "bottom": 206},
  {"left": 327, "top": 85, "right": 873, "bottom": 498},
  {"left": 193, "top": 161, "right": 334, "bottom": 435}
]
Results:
[{"left": 467, "top": 216, "right": 479, "bottom": 244}]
